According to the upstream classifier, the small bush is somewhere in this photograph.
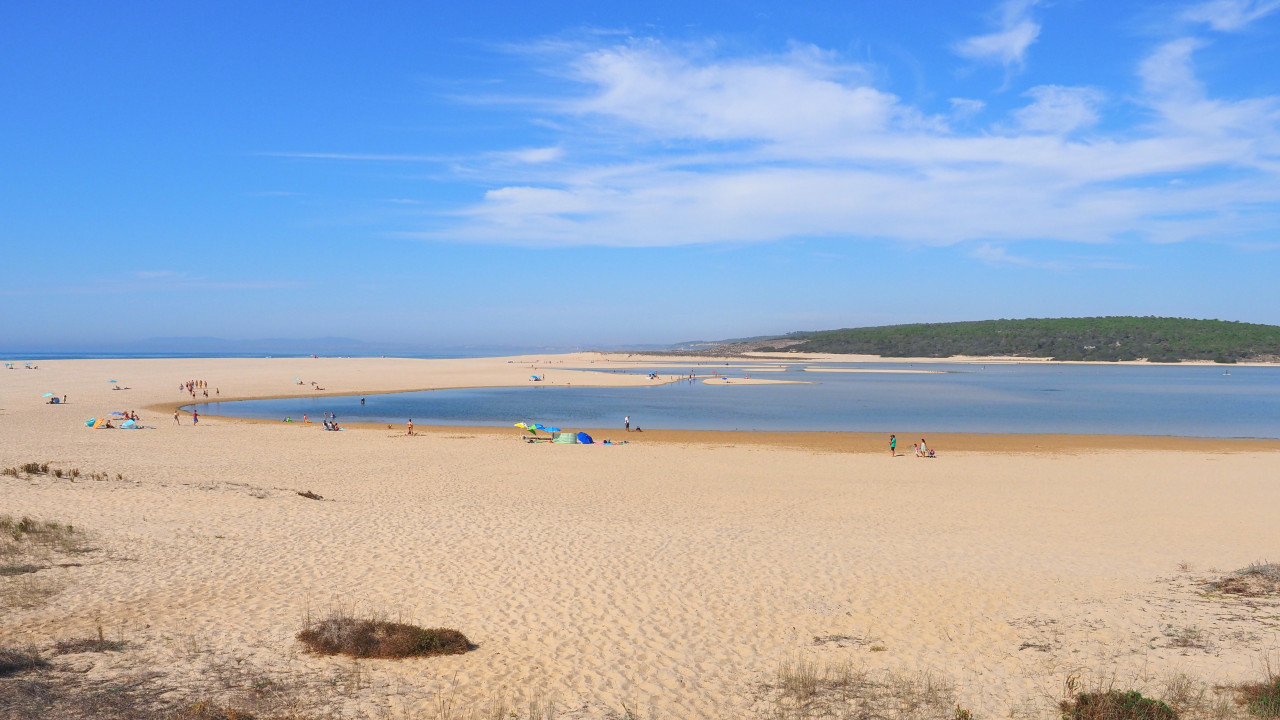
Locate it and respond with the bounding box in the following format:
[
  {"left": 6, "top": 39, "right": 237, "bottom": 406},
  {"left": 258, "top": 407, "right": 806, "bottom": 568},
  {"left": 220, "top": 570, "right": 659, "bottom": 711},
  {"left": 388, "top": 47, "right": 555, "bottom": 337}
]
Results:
[
  {"left": 171, "top": 701, "right": 259, "bottom": 719},
  {"left": 1060, "top": 691, "right": 1177, "bottom": 720},
  {"left": 53, "top": 637, "right": 127, "bottom": 655},
  {"left": 1240, "top": 678, "right": 1280, "bottom": 718},
  {"left": 297, "top": 611, "right": 472, "bottom": 659},
  {"left": 0, "top": 646, "right": 47, "bottom": 677},
  {"left": 1210, "top": 562, "right": 1280, "bottom": 596}
]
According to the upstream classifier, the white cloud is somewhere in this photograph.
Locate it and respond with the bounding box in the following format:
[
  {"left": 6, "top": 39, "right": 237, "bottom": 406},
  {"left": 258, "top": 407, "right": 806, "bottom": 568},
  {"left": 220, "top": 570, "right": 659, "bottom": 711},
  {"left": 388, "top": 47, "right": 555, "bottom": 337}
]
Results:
[
  {"left": 494, "top": 146, "right": 564, "bottom": 164},
  {"left": 1014, "top": 85, "right": 1104, "bottom": 134},
  {"left": 568, "top": 42, "right": 908, "bottom": 144},
  {"left": 1182, "top": 0, "right": 1280, "bottom": 31},
  {"left": 954, "top": 0, "right": 1042, "bottom": 68},
  {"left": 405, "top": 33, "right": 1280, "bottom": 250},
  {"left": 1140, "top": 38, "right": 1280, "bottom": 139},
  {"left": 949, "top": 98, "right": 986, "bottom": 119}
]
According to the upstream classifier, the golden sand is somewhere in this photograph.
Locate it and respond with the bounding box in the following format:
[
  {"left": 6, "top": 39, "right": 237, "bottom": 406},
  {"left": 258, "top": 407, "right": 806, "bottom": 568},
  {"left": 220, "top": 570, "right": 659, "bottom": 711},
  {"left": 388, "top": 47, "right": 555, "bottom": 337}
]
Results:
[{"left": 2, "top": 354, "right": 1277, "bottom": 718}]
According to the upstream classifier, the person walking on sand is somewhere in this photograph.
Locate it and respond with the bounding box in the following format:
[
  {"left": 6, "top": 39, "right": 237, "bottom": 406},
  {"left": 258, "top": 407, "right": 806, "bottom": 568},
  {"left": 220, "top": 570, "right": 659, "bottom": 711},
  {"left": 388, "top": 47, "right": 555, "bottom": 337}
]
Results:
[
  {"left": 624, "top": 415, "right": 631, "bottom": 432},
  {"left": 173, "top": 410, "right": 180, "bottom": 425},
  {"left": 889, "top": 434, "right": 897, "bottom": 456},
  {"left": 407, "top": 418, "right": 413, "bottom": 436},
  {"left": 192, "top": 409, "right": 199, "bottom": 425},
  {"left": 919, "top": 438, "right": 928, "bottom": 457}
]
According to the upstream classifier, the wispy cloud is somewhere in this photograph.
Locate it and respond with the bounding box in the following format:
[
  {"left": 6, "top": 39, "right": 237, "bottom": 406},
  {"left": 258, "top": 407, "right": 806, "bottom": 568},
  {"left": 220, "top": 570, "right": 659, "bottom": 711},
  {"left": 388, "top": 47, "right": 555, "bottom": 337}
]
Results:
[
  {"left": 1181, "top": 0, "right": 1280, "bottom": 31},
  {"left": 949, "top": 98, "right": 987, "bottom": 120},
  {"left": 489, "top": 146, "right": 565, "bottom": 164},
  {"left": 414, "top": 27, "right": 1280, "bottom": 250},
  {"left": 972, "top": 243, "right": 1135, "bottom": 270},
  {"left": 1013, "top": 85, "right": 1105, "bottom": 134},
  {"left": 953, "top": 0, "right": 1042, "bottom": 68}
]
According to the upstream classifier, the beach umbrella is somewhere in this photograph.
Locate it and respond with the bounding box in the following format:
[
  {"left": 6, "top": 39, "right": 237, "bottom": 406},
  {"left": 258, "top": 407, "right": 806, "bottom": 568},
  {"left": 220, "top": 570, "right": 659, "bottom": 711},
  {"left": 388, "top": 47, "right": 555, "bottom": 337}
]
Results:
[
  {"left": 108, "top": 379, "right": 117, "bottom": 383},
  {"left": 544, "top": 426, "right": 561, "bottom": 433},
  {"left": 532, "top": 423, "right": 546, "bottom": 430},
  {"left": 42, "top": 392, "right": 54, "bottom": 397}
]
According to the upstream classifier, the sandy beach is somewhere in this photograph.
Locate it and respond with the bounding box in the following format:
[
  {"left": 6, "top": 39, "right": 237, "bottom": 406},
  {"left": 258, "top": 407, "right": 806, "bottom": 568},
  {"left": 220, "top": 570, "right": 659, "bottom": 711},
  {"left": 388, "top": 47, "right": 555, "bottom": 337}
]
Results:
[{"left": 2, "top": 354, "right": 1278, "bottom": 719}]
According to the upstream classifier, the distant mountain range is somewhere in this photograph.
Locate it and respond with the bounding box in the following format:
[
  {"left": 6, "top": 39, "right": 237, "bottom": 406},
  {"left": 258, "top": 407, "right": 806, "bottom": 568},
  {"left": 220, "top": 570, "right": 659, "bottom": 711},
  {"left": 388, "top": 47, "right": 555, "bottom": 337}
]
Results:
[{"left": 670, "top": 317, "right": 1280, "bottom": 363}]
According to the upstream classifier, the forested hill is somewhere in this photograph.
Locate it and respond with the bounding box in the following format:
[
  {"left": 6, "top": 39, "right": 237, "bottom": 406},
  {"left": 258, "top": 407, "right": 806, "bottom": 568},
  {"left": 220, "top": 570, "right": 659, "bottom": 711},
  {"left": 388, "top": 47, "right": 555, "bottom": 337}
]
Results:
[{"left": 754, "top": 317, "right": 1280, "bottom": 362}]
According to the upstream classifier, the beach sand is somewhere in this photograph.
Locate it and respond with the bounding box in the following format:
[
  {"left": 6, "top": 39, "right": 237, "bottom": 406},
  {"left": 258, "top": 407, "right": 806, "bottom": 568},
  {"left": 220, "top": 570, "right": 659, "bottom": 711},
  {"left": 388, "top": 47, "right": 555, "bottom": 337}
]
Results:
[{"left": 2, "top": 354, "right": 1278, "bottom": 718}]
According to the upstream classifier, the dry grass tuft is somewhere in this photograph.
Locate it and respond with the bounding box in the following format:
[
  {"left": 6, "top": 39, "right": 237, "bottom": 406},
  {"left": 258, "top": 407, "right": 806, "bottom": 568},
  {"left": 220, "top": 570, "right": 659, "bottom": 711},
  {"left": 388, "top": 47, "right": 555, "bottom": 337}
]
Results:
[
  {"left": 0, "top": 646, "right": 47, "bottom": 678},
  {"left": 53, "top": 625, "right": 127, "bottom": 655},
  {"left": 1, "top": 513, "right": 97, "bottom": 609},
  {"left": 297, "top": 608, "right": 473, "bottom": 659},
  {"left": 1208, "top": 562, "right": 1280, "bottom": 597},
  {"left": 760, "top": 657, "right": 958, "bottom": 720},
  {"left": 1165, "top": 625, "right": 1210, "bottom": 650},
  {"left": 0, "top": 514, "right": 94, "bottom": 556},
  {"left": 296, "top": 490, "right": 323, "bottom": 501}
]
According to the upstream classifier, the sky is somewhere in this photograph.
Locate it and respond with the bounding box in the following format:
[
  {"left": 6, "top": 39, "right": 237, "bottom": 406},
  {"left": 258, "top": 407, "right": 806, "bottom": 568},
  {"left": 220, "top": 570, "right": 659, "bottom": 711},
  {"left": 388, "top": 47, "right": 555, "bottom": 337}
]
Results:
[{"left": 3, "top": 0, "right": 1279, "bottom": 351}]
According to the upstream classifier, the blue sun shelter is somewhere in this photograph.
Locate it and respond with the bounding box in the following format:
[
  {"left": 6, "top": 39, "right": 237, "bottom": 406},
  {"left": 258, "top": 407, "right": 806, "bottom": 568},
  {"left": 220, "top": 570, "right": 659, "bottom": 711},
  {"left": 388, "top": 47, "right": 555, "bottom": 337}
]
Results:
[{"left": 576, "top": 432, "right": 594, "bottom": 444}]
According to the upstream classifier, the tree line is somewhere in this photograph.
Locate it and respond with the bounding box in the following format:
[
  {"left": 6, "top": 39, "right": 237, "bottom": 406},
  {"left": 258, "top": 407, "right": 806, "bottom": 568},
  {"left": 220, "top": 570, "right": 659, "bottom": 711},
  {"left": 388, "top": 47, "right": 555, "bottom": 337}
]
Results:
[{"left": 756, "top": 317, "right": 1280, "bottom": 362}]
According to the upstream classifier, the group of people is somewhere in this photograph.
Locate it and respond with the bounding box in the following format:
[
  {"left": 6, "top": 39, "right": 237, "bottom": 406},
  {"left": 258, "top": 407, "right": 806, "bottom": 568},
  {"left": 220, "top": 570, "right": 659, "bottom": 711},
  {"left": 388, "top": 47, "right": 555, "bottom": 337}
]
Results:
[
  {"left": 180, "top": 380, "right": 216, "bottom": 399},
  {"left": 889, "top": 434, "right": 936, "bottom": 458}
]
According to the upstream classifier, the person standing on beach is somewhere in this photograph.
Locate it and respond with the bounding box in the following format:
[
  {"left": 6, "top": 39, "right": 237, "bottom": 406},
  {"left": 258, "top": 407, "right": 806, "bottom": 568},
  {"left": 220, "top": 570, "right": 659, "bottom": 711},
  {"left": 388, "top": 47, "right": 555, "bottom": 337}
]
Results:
[
  {"left": 919, "top": 438, "right": 928, "bottom": 456},
  {"left": 173, "top": 410, "right": 179, "bottom": 425},
  {"left": 889, "top": 435, "right": 896, "bottom": 456},
  {"left": 192, "top": 409, "right": 199, "bottom": 425},
  {"left": 624, "top": 415, "right": 631, "bottom": 432},
  {"left": 407, "top": 418, "right": 413, "bottom": 436},
  {"left": 360, "top": 397, "right": 365, "bottom": 405}
]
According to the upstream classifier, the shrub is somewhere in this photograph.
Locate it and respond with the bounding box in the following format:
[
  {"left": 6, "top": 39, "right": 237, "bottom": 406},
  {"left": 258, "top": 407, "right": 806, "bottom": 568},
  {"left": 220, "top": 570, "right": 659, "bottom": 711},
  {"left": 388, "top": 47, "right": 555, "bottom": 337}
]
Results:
[
  {"left": 1060, "top": 691, "right": 1177, "bottom": 720},
  {"left": 1240, "top": 678, "right": 1280, "bottom": 718},
  {"left": 0, "top": 646, "right": 47, "bottom": 678},
  {"left": 297, "top": 611, "right": 472, "bottom": 659}
]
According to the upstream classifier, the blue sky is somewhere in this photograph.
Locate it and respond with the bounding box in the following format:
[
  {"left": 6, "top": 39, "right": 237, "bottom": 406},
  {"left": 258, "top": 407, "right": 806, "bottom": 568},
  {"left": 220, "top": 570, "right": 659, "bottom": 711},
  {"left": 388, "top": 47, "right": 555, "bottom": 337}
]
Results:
[{"left": 3, "top": 0, "right": 1279, "bottom": 351}]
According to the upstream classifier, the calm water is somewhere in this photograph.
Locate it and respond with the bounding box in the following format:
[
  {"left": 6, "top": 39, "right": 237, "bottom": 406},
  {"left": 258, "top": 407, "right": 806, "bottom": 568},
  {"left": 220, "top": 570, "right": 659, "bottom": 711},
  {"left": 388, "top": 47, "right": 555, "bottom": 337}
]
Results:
[{"left": 191, "top": 363, "right": 1280, "bottom": 438}]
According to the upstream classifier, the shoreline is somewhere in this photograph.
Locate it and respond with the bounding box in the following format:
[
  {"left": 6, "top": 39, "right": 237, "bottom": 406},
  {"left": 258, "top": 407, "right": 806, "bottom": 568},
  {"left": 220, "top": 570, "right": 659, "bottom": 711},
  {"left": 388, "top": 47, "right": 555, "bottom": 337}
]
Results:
[{"left": 164, "top": 416, "right": 1280, "bottom": 453}]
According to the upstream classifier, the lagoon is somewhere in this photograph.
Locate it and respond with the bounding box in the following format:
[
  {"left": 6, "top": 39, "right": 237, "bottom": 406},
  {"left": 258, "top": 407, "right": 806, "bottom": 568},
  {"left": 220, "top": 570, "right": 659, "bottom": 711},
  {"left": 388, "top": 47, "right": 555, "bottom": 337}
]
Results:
[{"left": 192, "top": 362, "right": 1280, "bottom": 438}]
